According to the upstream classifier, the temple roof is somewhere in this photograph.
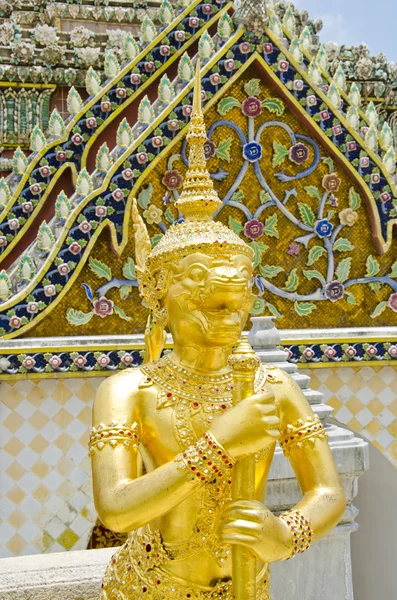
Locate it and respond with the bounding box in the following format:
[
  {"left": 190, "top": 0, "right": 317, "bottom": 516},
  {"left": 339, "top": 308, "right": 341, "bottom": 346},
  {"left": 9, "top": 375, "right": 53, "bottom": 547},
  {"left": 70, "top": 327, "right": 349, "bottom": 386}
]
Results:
[{"left": 0, "top": 0, "right": 395, "bottom": 343}]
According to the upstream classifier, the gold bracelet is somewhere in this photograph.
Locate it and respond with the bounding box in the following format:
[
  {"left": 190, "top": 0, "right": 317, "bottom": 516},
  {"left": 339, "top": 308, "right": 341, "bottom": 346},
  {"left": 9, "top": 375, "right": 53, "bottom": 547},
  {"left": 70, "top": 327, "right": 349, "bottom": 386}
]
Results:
[
  {"left": 175, "top": 432, "right": 236, "bottom": 485},
  {"left": 279, "top": 510, "right": 314, "bottom": 558},
  {"left": 88, "top": 421, "right": 139, "bottom": 456},
  {"left": 280, "top": 415, "right": 327, "bottom": 457}
]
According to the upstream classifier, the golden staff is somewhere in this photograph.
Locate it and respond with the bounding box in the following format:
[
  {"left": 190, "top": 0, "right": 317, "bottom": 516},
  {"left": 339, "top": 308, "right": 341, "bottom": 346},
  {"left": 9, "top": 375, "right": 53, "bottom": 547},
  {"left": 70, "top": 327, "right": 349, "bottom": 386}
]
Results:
[{"left": 228, "top": 337, "right": 261, "bottom": 600}]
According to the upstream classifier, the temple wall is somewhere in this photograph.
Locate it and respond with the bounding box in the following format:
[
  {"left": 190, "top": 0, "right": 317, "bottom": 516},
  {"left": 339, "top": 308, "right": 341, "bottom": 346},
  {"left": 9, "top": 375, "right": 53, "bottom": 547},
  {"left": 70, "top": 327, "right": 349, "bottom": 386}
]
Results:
[
  {"left": 1, "top": 364, "right": 396, "bottom": 559},
  {"left": 304, "top": 365, "right": 397, "bottom": 467},
  {"left": 0, "top": 378, "right": 103, "bottom": 558}
]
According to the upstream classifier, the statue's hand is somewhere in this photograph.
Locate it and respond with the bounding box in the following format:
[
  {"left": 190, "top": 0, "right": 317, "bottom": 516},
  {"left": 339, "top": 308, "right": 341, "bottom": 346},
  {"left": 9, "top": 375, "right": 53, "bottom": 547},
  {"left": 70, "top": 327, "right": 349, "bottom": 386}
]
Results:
[
  {"left": 218, "top": 500, "right": 293, "bottom": 563},
  {"left": 209, "top": 391, "right": 279, "bottom": 459}
]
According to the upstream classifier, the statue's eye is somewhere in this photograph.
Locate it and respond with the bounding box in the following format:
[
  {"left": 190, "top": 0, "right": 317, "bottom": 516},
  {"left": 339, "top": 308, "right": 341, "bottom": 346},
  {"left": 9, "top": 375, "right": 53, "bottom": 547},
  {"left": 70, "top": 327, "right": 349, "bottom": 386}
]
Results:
[{"left": 189, "top": 267, "right": 205, "bottom": 282}]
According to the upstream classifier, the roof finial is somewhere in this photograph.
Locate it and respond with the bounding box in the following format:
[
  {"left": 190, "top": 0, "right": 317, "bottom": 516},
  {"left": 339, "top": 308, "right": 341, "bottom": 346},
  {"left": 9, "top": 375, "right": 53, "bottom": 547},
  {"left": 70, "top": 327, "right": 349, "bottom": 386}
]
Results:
[
  {"left": 174, "top": 59, "right": 222, "bottom": 221},
  {"left": 193, "top": 59, "right": 202, "bottom": 117}
]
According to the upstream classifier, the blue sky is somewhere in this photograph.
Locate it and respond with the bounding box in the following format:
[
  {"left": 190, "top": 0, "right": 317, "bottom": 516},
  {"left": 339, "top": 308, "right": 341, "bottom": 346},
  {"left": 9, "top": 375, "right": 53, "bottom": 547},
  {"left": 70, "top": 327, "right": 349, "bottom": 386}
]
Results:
[{"left": 293, "top": 0, "right": 397, "bottom": 61}]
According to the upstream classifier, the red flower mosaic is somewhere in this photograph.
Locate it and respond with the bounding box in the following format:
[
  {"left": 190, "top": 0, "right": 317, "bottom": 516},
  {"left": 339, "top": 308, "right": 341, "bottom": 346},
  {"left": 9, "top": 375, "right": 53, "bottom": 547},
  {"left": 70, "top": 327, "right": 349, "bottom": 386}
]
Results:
[
  {"left": 69, "top": 241, "right": 82, "bottom": 255},
  {"left": 95, "top": 205, "right": 107, "bottom": 218},
  {"left": 57, "top": 263, "right": 70, "bottom": 276},
  {"left": 93, "top": 297, "right": 114, "bottom": 318},
  {"left": 56, "top": 150, "right": 67, "bottom": 161},
  {"left": 242, "top": 96, "right": 262, "bottom": 118},
  {"left": 22, "top": 202, "right": 33, "bottom": 213},
  {"left": 39, "top": 165, "right": 51, "bottom": 177},
  {"left": 244, "top": 219, "right": 264, "bottom": 240},
  {"left": 71, "top": 133, "right": 83, "bottom": 145},
  {"left": 130, "top": 74, "right": 141, "bottom": 85},
  {"left": 30, "top": 183, "right": 41, "bottom": 195},
  {"left": 86, "top": 117, "right": 97, "bottom": 128},
  {"left": 162, "top": 170, "right": 183, "bottom": 191},
  {"left": 388, "top": 293, "right": 397, "bottom": 313}
]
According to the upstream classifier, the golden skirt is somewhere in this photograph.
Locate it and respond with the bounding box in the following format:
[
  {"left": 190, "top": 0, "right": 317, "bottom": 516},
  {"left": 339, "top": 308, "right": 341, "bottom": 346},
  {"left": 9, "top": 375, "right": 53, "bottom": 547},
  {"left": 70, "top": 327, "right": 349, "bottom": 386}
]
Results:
[{"left": 101, "top": 529, "right": 270, "bottom": 600}]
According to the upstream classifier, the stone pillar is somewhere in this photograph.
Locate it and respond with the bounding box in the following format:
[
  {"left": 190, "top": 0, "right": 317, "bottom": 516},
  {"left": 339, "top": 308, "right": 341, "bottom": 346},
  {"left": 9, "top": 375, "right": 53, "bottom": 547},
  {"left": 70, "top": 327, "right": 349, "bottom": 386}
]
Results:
[{"left": 248, "top": 316, "right": 368, "bottom": 600}]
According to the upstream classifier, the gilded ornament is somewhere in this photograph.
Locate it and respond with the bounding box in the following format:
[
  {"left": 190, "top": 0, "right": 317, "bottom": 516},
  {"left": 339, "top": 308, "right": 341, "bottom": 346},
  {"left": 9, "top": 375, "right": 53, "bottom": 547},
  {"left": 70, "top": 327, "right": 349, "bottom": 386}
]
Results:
[
  {"left": 279, "top": 510, "right": 314, "bottom": 558},
  {"left": 279, "top": 415, "right": 328, "bottom": 457},
  {"left": 88, "top": 421, "right": 139, "bottom": 455}
]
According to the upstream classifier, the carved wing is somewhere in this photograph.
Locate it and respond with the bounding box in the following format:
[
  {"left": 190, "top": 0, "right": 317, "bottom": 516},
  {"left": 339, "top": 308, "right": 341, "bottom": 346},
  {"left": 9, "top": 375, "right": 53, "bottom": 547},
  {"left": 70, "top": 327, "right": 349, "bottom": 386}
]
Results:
[{"left": 132, "top": 198, "right": 151, "bottom": 275}]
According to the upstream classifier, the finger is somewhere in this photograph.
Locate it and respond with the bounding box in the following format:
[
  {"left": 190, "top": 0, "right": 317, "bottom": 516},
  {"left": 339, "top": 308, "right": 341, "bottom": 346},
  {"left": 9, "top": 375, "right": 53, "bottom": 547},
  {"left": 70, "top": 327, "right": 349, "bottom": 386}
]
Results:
[
  {"left": 260, "top": 415, "right": 280, "bottom": 426},
  {"left": 219, "top": 519, "right": 263, "bottom": 536},
  {"left": 266, "top": 428, "right": 281, "bottom": 440},
  {"left": 258, "top": 404, "right": 278, "bottom": 416},
  {"left": 249, "top": 392, "right": 275, "bottom": 405},
  {"left": 222, "top": 507, "right": 264, "bottom": 521}
]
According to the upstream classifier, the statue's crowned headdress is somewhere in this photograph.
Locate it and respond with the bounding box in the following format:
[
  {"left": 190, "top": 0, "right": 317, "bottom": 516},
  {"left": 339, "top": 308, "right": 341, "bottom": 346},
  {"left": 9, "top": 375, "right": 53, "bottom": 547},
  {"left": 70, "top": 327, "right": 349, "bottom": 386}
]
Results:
[{"left": 132, "top": 61, "right": 254, "bottom": 327}]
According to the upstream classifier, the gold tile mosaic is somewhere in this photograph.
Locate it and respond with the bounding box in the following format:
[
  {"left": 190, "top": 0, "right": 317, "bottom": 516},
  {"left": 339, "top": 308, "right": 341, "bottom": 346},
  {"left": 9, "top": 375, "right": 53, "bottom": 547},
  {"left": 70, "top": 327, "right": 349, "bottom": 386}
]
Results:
[
  {"left": 304, "top": 365, "right": 397, "bottom": 467},
  {"left": 0, "top": 377, "right": 104, "bottom": 558}
]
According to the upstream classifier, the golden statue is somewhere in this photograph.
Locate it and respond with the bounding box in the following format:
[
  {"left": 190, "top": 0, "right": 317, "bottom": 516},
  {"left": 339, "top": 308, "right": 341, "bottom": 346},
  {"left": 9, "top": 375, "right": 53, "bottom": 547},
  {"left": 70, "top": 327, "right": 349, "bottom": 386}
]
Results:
[{"left": 90, "top": 63, "right": 346, "bottom": 600}]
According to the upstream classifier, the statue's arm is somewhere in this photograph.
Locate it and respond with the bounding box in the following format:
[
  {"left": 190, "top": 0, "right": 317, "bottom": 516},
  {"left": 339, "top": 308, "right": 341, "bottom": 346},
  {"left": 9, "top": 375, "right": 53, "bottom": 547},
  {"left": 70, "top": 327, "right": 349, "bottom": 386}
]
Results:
[
  {"left": 91, "top": 371, "right": 223, "bottom": 533},
  {"left": 272, "top": 369, "right": 346, "bottom": 539}
]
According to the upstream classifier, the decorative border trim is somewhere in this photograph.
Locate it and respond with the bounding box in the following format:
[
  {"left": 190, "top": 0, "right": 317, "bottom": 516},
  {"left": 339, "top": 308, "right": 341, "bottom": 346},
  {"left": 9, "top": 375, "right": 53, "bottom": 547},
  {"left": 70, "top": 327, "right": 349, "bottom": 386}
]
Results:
[{"left": 0, "top": 329, "right": 396, "bottom": 378}]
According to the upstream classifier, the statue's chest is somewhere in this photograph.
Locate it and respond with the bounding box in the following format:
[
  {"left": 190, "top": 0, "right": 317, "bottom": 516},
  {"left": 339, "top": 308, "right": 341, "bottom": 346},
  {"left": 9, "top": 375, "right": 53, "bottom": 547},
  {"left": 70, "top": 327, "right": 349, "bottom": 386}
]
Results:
[
  {"left": 139, "top": 364, "right": 234, "bottom": 451},
  {"left": 138, "top": 358, "right": 268, "bottom": 453}
]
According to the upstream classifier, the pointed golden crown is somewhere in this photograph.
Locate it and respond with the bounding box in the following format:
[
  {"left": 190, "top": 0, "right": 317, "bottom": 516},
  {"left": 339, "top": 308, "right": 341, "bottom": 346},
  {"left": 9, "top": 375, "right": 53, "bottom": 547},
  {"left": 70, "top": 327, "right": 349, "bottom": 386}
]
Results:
[{"left": 135, "top": 61, "right": 253, "bottom": 275}]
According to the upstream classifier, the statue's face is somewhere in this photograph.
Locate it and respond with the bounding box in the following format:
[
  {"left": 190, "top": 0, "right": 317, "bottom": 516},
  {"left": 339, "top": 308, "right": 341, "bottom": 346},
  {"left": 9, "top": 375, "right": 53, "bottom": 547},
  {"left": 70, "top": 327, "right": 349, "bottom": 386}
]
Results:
[{"left": 163, "top": 252, "right": 255, "bottom": 348}]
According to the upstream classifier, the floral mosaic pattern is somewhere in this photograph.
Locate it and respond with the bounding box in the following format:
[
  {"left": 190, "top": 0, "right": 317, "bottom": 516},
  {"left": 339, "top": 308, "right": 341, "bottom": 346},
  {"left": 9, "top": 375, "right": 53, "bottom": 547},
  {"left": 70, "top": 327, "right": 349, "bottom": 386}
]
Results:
[
  {"left": 0, "top": 348, "right": 142, "bottom": 376},
  {"left": 0, "top": 1, "right": 396, "bottom": 341},
  {"left": 284, "top": 341, "right": 397, "bottom": 364}
]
